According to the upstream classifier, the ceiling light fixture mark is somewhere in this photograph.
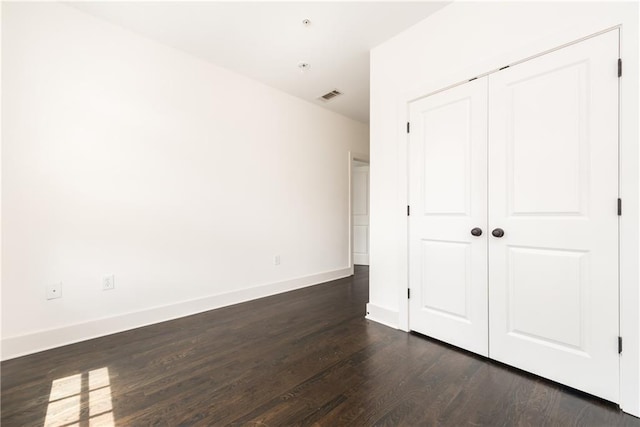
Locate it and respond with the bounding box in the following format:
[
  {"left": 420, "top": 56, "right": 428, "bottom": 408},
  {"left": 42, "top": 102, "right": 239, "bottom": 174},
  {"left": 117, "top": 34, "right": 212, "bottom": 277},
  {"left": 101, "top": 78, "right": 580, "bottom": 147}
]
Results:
[
  {"left": 302, "top": 19, "right": 311, "bottom": 26},
  {"left": 298, "top": 62, "right": 311, "bottom": 72}
]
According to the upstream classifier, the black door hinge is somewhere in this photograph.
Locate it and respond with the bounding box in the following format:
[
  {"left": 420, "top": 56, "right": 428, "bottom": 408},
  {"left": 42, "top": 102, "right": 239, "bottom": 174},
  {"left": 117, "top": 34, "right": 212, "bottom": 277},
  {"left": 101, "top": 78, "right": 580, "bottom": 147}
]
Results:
[
  {"left": 407, "top": 205, "right": 410, "bottom": 216},
  {"left": 618, "top": 58, "right": 622, "bottom": 77},
  {"left": 619, "top": 336, "right": 623, "bottom": 354},
  {"left": 407, "top": 122, "right": 410, "bottom": 133},
  {"left": 408, "top": 288, "right": 411, "bottom": 299},
  {"left": 618, "top": 198, "right": 622, "bottom": 216}
]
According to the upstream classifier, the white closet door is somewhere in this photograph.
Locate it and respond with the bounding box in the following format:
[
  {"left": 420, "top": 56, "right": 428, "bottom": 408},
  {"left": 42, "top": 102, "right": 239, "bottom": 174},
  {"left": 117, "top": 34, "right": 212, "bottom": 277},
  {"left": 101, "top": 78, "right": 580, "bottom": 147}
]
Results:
[
  {"left": 408, "top": 77, "right": 488, "bottom": 357},
  {"left": 352, "top": 165, "right": 370, "bottom": 265},
  {"left": 488, "top": 30, "right": 619, "bottom": 402}
]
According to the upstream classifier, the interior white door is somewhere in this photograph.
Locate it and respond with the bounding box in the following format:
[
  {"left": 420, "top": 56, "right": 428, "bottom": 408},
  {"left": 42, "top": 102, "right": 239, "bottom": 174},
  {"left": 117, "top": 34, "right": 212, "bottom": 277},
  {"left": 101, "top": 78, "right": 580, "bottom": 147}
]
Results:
[
  {"left": 488, "top": 30, "right": 619, "bottom": 402},
  {"left": 352, "top": 164, "right": 369, "bottom": 265},
  {"left": 408, "top": 77, "right": 488, "bottom": 357}
]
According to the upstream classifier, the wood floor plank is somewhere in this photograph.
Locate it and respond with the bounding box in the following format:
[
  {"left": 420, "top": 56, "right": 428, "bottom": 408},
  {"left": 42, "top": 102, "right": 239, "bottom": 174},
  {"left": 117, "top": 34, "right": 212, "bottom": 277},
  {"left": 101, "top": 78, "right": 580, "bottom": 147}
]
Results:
[{"left": 2, "top": 266, "right": 638, "bottom": 426}]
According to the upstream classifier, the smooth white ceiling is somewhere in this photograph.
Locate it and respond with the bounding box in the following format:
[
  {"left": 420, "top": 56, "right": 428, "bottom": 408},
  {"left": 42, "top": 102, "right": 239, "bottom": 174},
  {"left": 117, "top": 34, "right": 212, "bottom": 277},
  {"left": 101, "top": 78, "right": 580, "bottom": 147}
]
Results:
[{"left": 68, "top": 2, "right": 449, "bottom": 123}]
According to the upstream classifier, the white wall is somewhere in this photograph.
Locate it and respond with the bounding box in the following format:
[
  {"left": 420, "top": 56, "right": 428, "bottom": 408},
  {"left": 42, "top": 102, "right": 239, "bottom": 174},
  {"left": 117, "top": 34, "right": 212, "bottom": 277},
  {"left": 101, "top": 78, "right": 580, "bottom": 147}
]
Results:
[
  {"left": 1, "top": 2, "right": 368, "bottom": 359},
  {"left": 369, "top": 1, "right": 639, "bottom": 415}
]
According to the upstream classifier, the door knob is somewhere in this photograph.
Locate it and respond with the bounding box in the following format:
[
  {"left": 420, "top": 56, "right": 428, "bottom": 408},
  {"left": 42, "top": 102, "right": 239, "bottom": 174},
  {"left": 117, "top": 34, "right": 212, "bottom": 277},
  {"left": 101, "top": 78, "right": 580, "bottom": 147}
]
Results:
[
  {"left": 470, "top": 227, "right": 483, "bottom": 237},
  {"left": 492, "top": 228, "right": 505, "bottom": 238}
]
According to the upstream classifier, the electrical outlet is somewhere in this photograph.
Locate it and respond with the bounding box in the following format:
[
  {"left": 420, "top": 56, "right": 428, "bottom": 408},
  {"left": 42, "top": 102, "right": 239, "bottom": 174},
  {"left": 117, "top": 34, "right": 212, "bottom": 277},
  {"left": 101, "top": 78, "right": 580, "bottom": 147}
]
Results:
[
  {"left": 46, "top": 282, "right": 62, "bottom": 300},
  {"left": 274, "top": 255, "right": 281, "bottom": 265},
  {"left": 102, "top": 274, "right": 115, "bottom": 291}
]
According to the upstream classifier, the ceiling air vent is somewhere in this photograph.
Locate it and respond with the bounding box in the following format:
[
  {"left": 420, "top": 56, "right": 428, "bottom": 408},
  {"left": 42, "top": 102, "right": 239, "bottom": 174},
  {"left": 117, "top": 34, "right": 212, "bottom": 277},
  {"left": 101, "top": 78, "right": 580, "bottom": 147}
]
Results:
[{"left": 318, "top": 89, "right": 342, "bottom": 102}]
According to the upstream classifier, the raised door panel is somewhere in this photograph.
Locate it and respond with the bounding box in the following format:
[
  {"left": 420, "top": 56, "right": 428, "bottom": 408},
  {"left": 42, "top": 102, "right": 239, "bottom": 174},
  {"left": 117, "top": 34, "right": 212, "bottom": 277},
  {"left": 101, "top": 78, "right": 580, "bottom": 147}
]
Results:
[
  {"left": 507, "top": 247, "right": 588, "bottom": 352},
  {"left": 420, "top": 240, "right": 471, "bottom": 321},
  {"left": 422, "top": 98, "right": 471, "bottom": 216},
  {"left": 509, "top": 61, "right": 588, "bottom": 216},
  {"left": 352, "top": 169, "right": 369, "bottom": 217},
  {"left": 353, "top": 225, "right": 368, "bottom": 255}
]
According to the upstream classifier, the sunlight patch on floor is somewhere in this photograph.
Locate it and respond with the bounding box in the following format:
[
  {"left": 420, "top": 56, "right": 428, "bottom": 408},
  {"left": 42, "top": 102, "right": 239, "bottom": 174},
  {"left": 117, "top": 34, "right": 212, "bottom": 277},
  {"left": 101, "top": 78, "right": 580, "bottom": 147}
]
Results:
[{"left": 44, "top": 367, "right": 115, "bottom": 427}]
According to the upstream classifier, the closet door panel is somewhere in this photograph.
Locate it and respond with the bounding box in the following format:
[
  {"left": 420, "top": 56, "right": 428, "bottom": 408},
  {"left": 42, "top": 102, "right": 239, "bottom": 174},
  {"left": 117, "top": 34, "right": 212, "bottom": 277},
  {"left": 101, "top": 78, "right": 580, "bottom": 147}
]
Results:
[
  {"left": 488, "top": 30, "right": 619, "bottom": 402},
  {"left": 408, "top": 77, "right": 489, "bottom": 357}
]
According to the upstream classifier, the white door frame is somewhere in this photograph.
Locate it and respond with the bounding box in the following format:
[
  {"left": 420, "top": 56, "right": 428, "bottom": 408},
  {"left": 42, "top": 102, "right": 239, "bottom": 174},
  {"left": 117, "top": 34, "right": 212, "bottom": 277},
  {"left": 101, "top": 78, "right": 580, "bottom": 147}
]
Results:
[
  {"left": 395, "top": 25, "right": 640, "bottom": 416},
  {"left": 348, "top": 151, "right": 370, "bottom": 274}
]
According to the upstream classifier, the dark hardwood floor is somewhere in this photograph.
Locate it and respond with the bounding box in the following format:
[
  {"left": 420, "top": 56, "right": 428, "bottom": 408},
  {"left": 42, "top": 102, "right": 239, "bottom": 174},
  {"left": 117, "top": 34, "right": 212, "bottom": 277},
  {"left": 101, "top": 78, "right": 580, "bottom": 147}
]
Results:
[{"left": 2, "top": 266, "right": 639, "bottom": 426}]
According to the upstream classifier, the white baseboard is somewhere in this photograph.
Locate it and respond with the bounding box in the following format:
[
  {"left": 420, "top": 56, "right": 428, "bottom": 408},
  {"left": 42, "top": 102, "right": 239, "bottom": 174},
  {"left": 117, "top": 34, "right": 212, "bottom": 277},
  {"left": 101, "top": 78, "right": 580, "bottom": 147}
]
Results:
[
  {"left": 353, "top": 253, "right": 369, "bottom": 265},
  {"left": 2, "top": 267, "right": 353, "bottom": 361},
  {"left": 365, "top": 303, "right": 399, "bottom": 329}
]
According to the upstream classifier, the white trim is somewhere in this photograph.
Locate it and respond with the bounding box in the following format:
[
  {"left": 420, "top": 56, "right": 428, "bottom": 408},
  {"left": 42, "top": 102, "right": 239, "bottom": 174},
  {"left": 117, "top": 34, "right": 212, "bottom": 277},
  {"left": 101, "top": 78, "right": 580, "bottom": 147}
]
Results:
[
  {"left": 0, "top": 1, "right": 4, "bottom": 362},
  {"left": 404, "top": 25, "right": 621, "bottom": 106},
  {"left": 398, "top": 99, "right": 410, "bottom": 332},
  {"left": 1, "top": 267, "right": 352, "bottom": 361},
  {"left": 365, "top": 303, "right": 398, "bottom": 329},
  {"left": 617, "top": 20, "right": 640, "bottom": 417},
  {"left": 396, "top": 24, "right": 639, "bottom": 416},
  {"left": 353, "top": 253, "right": 369, "bottom": 266}
]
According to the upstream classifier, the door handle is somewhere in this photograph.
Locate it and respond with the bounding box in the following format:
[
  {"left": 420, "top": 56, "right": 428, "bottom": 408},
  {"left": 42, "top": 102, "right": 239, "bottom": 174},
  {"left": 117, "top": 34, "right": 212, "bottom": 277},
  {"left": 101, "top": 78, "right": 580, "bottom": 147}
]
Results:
[
  {"left": 470, "top": 227, "right": 483, "bottom": 237},
  {"left": 492, "top": 228, "right": 505, "bottom": 238}
]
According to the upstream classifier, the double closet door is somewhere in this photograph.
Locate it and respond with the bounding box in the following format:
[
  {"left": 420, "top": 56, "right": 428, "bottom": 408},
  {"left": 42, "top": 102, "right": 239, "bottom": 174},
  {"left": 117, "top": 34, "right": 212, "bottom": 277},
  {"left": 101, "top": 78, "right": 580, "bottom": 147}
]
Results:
[{"left": 408, "top": 30, "right": 619, "bottom": 402}]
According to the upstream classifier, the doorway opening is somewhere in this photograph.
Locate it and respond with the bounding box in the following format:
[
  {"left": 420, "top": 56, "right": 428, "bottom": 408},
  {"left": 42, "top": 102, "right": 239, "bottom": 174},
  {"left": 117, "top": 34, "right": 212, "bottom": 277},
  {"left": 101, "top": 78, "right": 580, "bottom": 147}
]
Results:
[{"left": 349, "top": 152, "right": 370, "bottom": 272}]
